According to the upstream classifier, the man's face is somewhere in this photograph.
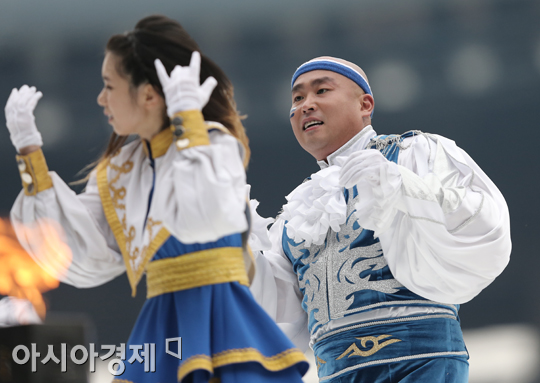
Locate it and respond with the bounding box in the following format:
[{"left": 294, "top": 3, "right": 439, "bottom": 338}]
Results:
[{"left": 290, "top": 70, "right": 366, "bottom": 161}]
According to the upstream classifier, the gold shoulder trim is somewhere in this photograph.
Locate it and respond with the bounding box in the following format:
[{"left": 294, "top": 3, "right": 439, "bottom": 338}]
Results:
[{"left": 16, "top": 149, "right": 53, "bottom": 196}]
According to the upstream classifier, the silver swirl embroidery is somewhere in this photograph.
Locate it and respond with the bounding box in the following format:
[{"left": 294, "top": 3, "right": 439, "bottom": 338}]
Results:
[{"left": 289, "top": 188, "right": 404, "bottom": 329}]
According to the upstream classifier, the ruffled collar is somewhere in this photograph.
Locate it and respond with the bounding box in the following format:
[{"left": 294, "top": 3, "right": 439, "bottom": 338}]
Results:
[
  {"left": 317, "top": 125, "right": 376, "bottom": 169},
  {"left": 281, "top": 125, "right": 377, "bottom": 246}
]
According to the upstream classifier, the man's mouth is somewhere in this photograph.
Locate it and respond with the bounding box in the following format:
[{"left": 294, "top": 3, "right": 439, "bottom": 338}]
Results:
[{"left": 303, "top": 120, "right": 323, "bottom": 131}]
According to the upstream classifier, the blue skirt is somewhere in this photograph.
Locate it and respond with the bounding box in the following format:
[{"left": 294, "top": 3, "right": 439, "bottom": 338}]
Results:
[{"left": 112, "top": 281, "right": 309, "bottom": 383}]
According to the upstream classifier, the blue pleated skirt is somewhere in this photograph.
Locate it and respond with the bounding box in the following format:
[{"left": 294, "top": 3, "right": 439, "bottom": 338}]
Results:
[{"left": 112, "top": 278, "right": 308, "bottom": 382}]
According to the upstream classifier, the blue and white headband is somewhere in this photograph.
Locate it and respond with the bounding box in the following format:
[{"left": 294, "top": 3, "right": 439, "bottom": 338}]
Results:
[{"left": 291, "top": 58, "right": 374, "bottom": 117}]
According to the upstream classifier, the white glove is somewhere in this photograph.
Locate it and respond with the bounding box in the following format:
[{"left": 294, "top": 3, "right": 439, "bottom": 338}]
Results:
[
  {"left": 339, "top": 149, "right": 403, "bottom": 236},
  {"left": 5, "top": 85, "right": 43, "bottom": 151},
  {"left": 154, "top": 51, "right": 218, "bottom": 117}
]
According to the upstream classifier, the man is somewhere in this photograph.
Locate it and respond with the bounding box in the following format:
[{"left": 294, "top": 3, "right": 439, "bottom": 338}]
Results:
[{"left": 249, "top": 57, "right": 511, "bottom": 382}]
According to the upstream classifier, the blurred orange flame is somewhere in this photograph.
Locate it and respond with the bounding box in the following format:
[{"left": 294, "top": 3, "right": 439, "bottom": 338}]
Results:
[{"left": 0, "top": 217, "right": 72, "bottom": 319}]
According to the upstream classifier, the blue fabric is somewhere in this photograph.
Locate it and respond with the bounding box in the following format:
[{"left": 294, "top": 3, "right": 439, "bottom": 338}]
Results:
[
  {"left": 313, "top": 317, "right": 468, "bottom": 381},
  {"left": 113, "top": 236, "right": 308, "bottom": 383},
  {"left": 282, "top": 130, "right": 458, "bottom": 337},
  {"left": 326, "top": 357, "right": 469, "bottom": 383}
]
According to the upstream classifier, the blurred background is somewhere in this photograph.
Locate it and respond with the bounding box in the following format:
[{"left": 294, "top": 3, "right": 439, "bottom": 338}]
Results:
[{"left": 0, "top": 0, "right": 539, "bottom": 382}]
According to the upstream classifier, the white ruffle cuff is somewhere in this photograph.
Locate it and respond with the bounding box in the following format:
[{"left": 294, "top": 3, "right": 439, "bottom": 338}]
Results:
[{"left": 281, "top": 166, "right": 346, "bottom": 246}]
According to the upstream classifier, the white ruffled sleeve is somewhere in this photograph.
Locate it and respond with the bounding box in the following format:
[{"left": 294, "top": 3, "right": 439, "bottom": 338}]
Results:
[
  {"left": 250, "top": 217, "right": 310, "bottom": 351},
  {"left": 157, "top": 127, "right": 248, "bottom": 244},
  {"left": 353, "top": 133, "right": 511, "bottom": 304},
  {"left": 11, "top": 161, "right": 125, "bottom": 288}
]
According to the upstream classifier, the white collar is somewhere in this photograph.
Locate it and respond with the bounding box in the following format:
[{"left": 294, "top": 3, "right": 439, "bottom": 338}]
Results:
[{"left": 317, "top": 125, "right": 377, "bottom": 169}]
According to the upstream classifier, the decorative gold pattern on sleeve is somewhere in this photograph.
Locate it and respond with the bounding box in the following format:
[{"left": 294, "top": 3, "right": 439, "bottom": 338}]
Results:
[
  {"left": 336, "top": 335, "right": 402, "bottom": 360},
  {"left": 171, "top": 110, "right": 210, "bottom": 150},
  {"left": 16, "top": 149, "right": 53, "bottom": 196}
]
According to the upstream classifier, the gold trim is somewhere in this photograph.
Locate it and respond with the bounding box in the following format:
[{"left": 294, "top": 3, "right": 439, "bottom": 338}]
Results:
[
  {"left": 16, "top": 149, "right": 53, "bottom": 196},
  {"left": 212, "top": 347, "right": 307, "bottom": 371},
  {"left": 146, "top": 247, "right": 249, "bottom": 298},
  {"left": 173, "top": 110, "right": 210, "bottom": 149},
  {"left": 177, "top": 348, "right": 307, "bottom": 382},
  {"left": 97, "top": 160, "right": 172, "bottom": 296},
  {"left": 206, "top": 122, "right": 230, "bottom": 135},
  {"left": 142, "top": 127, "right": 174, "bottom": 158},
  {"left": 97, "top": 161, "right": 136, "bottom": 293},
  {"left": 336, "top": 335, "right": 402, "bottom": 360},
  {"left": 177, "top": 355, "right": 213, "bottom": 381}
]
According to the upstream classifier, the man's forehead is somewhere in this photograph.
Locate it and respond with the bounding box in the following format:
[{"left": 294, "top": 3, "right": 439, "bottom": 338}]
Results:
[{"left": 291, "top": 71, "right": 346, "bottom": 93}]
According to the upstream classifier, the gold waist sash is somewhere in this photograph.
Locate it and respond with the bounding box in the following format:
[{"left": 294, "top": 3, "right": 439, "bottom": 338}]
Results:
[{"left": 146, "top": 247, "right": 249, "bottom": 299}]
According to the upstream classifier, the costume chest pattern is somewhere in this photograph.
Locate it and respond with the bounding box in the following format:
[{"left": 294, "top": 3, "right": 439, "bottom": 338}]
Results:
[{"left": 282, "top": 132, "right": 457, "bottom": 336}]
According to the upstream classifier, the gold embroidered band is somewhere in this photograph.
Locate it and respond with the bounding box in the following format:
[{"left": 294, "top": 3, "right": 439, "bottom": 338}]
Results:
[
  {"left": 177, "top": 348, "right": 308, "bottom": 382},
  {"left": 16, "top": 149, "right": 53, "bottom": 196},
  {"left": 170, "top": 110, "right": 210, "bottom": 150},
  {"left": 146, "top": 247, "right": 249, "bottom": 298}
]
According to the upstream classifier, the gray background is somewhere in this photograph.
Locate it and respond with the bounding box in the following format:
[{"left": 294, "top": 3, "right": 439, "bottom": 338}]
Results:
[{"left": 0, "top": 0, "right": 539, "bottom": 376}]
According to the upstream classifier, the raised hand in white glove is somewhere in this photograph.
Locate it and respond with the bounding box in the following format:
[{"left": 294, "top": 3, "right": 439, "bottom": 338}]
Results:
[
  {"left": 154, "top": 51, "right": 218, "bottom": 117},
  {"left": 5, "top": 85, "right": 43, "bottom": 152},
  {"left": 339, "top": 149, "right": 397, "bottom": 189},
  {"left": 338, "top": 149, "right": 403, "bottom": 235}
]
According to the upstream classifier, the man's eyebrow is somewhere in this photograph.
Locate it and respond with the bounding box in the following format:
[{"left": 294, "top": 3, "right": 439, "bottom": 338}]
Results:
[
  {"left": 291, "top": 76, "right": 336, "bottom": 93},
  {"left": 102, "top": 75, "right": 111, "bottom": 81}
]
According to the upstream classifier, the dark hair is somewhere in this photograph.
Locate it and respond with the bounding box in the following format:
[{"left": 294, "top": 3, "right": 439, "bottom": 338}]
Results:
[{"left": 93, "top": 15, "right": 250, "bottom": 169}]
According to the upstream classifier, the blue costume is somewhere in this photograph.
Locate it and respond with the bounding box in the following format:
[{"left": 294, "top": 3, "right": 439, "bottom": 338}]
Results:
[{"left": 281, "top": 132, "right": 468, "bottom": 382}]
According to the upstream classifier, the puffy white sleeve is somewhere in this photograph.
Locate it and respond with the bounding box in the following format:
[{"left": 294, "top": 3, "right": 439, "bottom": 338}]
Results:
[
  {"left": 354, "top": 133, "right": 511, "bottom": 304},
  {"left": 157, "top": 125, "right": 248, "bottom": 244},
  {"left": 10, "top": 154, "right": 125, "bottom": 288},
  {"left": 250, "top": 217, "right": 310, "bottom": 351}
]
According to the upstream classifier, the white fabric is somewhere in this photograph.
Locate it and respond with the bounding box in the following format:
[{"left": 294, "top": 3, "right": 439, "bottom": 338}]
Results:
[
  {"left": 250, "top": 218, "right": 310, "bottom": 351},
  {"left": 11, "top": 127, "right": 248, "bottom": 288},
  {"left": 250, "top": 126, "right": 511, "bottom": 349},
  {"left": 246, "top": 185, "right": 274, "bottom": 252},
  {"left": 5, "top": 85, "right": 43, "bottom": 151},
  {"left": 281, "top": 166, "right": 345, "bottom": 247}
]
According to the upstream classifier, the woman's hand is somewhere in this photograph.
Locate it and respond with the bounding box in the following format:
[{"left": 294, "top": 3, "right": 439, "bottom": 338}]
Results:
[
  {"left": 154, "top": 51, "right": 217, "bottom": 117},
  {"left": 5, "top": 85, "right": 43, "bottom": 153}
]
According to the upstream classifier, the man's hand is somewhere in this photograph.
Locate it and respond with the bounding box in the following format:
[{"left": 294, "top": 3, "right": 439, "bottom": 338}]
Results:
[
  {"left": 5, "top": 85, "right": 43, "bottom": 152},
  {"left": 154, "top": 51, "right": 218, "bottom": 117},
  {"left": 338, "top": 149, "right": 390, "bottom": 189}
]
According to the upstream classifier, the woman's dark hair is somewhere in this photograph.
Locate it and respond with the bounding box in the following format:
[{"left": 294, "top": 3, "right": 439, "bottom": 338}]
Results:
[{"left": 94, "top": 15, "right": 250, "bottom": 168}]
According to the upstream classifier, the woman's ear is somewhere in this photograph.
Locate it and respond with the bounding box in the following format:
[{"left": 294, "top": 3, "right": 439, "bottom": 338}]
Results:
[{"left": 140, "top": 83, "right": 164, "bottom": 110}]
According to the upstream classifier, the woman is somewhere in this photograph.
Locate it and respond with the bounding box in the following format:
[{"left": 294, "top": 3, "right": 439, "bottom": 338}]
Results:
[{"left": 6, "top": 15, "right": 308, "bottom": 383}]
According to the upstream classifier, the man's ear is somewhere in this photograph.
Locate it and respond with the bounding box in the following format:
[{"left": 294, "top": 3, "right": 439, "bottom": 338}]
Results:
[{"left": 360, "top": 94, "right": 374, "bottom": 116}]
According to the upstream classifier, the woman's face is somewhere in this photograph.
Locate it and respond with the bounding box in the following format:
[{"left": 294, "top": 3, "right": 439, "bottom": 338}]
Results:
[{"left": 97, "top": 52, "right": 163, "bottom": 139}]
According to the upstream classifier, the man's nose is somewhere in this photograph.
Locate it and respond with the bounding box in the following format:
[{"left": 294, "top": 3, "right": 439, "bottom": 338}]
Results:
[{"left": 302, "top": 94, "right": 317, "bottom": 113}]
